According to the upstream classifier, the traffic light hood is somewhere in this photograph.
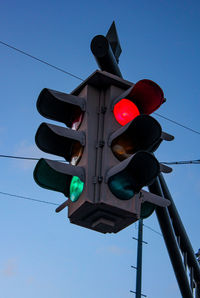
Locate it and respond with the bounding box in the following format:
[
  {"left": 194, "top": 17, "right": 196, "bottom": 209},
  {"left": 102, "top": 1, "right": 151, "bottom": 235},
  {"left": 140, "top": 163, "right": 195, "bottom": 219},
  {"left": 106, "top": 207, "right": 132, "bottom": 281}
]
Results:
[
  {"left": 112, "top": 79, "right": 165, "bottom": 115},
  {"left": 106, "top": 151, "right": 160, "bottom": 199},
  {"left": 35, "top": 122, "right": 85, "bottom": 162},
  {"left": 37, "top": 88, "right": 86, "bottom": 128},
  {"left": 109, "top": 115, "right": 162, "bottom": 161},
  {"left": 33, "top": 158, "right": 85, "bottom": 197}
]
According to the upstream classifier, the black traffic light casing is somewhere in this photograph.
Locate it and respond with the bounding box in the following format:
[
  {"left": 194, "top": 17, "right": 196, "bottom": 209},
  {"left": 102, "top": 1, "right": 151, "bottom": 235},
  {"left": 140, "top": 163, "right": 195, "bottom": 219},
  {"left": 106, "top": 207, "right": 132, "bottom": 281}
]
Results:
[
  {"left": 34, "top": 89, "right": 86, "bottom": 196},
  {"left": 67, "top": 71, "right": 171, "bottom": 231},
  {"left": 100, "top": 75, "right": 173, "bottom": 220},
  {"left": 34, "top": 82, "right": 104, "bottom": 211},
  {"left": 34, "top": 70, "right": 172, "bottom": 233}
]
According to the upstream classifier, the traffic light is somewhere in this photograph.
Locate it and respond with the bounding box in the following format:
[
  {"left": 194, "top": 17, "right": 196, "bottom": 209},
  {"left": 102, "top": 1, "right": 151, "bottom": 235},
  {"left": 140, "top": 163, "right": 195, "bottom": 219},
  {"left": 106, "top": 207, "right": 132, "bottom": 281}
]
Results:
[
  {"left": 34, "top": 88, "right": 86, "bottom": 202},
  {"left": 103, "top": 78, "right": 173, "bottom": 219},
  {"left": 34, "top": 70, "right": 172, "bottom": 233}
]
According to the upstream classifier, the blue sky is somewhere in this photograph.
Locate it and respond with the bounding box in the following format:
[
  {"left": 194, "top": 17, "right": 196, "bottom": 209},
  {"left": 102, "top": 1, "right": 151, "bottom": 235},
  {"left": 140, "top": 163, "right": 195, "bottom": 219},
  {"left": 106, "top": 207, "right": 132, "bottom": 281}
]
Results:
[{"left": 0, "top": 1, "right": 200, "bottom": 297}]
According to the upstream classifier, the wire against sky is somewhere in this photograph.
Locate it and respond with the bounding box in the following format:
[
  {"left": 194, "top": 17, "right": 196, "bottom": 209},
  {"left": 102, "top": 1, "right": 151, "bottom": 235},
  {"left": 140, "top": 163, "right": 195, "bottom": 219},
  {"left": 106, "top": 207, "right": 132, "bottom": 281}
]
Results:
[
  {"left": 161, "top": 160, "right": 200, "bottom": 165},
  {"left": 0, "top": 154, "right": 200, "bottom": 165},
  {"left": 0, "top": 191, "right": 162, "bottom": 238},
  {"left": 0, "top": 154, "right": 65, "bottom": 162},
  {"left": 0, "top": 190, "right": 59, "bottom": 206},
  {"left": 154, "top": 112, "right": 200, "bottom": 135},
  {"left": 0, "top": 40, "right": 83, "bottom": 81},
  {"left": 143, "top": 223, "right": 163, "bottom": 237},
  {"left": 1, "top": 39, "right": 200, "bottom": 136}
]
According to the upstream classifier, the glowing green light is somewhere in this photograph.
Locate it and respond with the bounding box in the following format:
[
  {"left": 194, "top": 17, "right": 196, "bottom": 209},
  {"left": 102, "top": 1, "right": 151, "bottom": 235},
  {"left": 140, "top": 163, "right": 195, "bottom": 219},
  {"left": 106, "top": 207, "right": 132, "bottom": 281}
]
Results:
[{"left": 69, "top": 176, "right": 84, "bottom": 202}]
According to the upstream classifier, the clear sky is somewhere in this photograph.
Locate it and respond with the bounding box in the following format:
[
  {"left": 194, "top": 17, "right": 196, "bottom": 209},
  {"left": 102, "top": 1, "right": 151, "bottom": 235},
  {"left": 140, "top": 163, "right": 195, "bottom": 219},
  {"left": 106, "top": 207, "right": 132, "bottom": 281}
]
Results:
[{"left": 0, "top": 1, "right": 200, "bottom": 297}]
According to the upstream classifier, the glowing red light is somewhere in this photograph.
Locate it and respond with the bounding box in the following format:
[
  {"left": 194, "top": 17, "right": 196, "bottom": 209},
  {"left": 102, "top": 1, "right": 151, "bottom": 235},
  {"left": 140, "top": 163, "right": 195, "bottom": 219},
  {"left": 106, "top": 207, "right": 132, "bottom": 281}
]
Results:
[{"left": 113, "top": 98, "right": 140, "bottom": 126}]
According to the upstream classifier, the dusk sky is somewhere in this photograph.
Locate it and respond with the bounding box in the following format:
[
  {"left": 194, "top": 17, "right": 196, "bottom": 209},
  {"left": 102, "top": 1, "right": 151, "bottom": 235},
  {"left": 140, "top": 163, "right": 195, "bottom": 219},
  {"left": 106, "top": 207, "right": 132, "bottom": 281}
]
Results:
[{"left": 0, "top": 1, "right": 200, "bottom": 297}]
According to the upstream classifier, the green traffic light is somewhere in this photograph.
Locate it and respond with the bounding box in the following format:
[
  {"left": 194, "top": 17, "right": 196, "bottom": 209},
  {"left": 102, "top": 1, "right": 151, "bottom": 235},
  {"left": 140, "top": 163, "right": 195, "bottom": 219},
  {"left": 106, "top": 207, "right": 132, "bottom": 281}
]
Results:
[{"left": 69, "top": 176, "right": 84, "bottom": 202}]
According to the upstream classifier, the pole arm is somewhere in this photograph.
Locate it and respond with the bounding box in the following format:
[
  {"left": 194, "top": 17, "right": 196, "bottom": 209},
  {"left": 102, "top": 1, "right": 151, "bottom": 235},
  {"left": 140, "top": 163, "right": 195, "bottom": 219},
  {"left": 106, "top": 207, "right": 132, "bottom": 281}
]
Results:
[{"left": 90, "top": 35, "right": 122, "bottom": 78}]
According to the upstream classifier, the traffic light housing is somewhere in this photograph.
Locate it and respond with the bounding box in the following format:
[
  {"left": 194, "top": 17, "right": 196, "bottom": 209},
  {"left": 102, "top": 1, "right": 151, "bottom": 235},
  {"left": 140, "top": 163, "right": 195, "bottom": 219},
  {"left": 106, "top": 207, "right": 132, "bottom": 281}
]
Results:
[
  {"left": 103, "top": 76, "right": 173, "bottom": 218},
  {"left": 34, "top": 70, "right": 172, "bottom": 233},
  {"left": 34, "top": 88, "right": 86, "bottom": 200}
]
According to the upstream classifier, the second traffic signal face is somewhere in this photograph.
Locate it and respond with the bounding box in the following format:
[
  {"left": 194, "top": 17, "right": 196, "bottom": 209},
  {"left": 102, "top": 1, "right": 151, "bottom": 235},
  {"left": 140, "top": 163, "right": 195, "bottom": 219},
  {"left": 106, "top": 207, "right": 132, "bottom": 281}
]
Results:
[
  {"left": 101, "top": 76, "right": 172, "bottom": 219},
  {"left": 103, "top": 79, "right": 166, "bottom": 197}
]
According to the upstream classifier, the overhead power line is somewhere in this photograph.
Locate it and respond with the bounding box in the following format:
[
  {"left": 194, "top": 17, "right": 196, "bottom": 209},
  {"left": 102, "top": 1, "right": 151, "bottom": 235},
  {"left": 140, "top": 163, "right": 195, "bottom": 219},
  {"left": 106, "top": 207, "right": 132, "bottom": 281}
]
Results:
[
  {"left": 0, "top": 154, "right": 199, "bottom": 165},
  {"left": 143, "top": 223, "right": 163, "bottom": 237},
  {"left": 0, "top": 190, "right": 162, "bottom": 239},
  {"left": 0, "top": 40, "right": 83, "bottom": 81},
  {"left": 0, "top": 191, "right": 59, "bottom": 206},
  {"left": 0, "top": 154, "right": 39, "bottom": 161},
  {"left": 0, "top": 39, "right": 200, "bottom": 136},
  {"left": 0, "top": 154, "right": 64, "bottom": 162},
  {"left": 154, "top": 113, "right": 200, "bottom": 135},
  {"left": 161, "top": 160, "right": 200, "bottom": 165}
]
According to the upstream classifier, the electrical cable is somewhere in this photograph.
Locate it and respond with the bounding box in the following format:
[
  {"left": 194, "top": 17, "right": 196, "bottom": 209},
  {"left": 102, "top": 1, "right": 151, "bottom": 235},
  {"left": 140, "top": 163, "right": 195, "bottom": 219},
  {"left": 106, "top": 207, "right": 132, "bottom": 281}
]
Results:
[
  {"left": 0, "top": 154, "right": 40, "bottom": 161},
  {"left": 0, "top": 40, "right": 83, "bottom": 81},
  {"left": 0, "top": 190, "right": 59, "bottom": 206},
  {"left": 0, "top": 154, "right": 65, "bottom": 162},
  {"left": 143, "top": 223, "right": 163, "bottom": 237},
  {"left": 0, "top": 190, "right": 163, "bottom": 237},
  {"left": 0, "top": 154, "right": 199, "bottom": 165},
  {"left": 154, "top": 112, "right": 200, "bottom": 135},
  {"left": 162, "top": 160, "right": 200, "bottom": 165},
  {"left": 0, "top": 39, "right": 200, "bottom": 136}
]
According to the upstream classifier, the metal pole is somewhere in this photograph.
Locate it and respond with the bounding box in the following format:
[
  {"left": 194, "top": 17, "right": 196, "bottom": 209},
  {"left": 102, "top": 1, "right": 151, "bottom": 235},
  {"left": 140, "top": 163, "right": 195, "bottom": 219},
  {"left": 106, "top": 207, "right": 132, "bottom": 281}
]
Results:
[
  {"left": 136, "top": 218, "right": 143, "bottom": 298},
  {"left": 159, "top": 173, "right": 200, "bottom": 284},
  {"left": 90, "top": 35, "right": 122, "bottom": 78},
  {"left": 148, "top": 177, "right": 193, "bottom": 298}
]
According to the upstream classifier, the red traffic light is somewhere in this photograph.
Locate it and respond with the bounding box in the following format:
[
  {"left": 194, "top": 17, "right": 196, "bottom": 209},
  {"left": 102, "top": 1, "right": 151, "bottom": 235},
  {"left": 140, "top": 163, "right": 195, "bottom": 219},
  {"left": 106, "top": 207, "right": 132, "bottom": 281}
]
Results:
[
  {"left": 112, "top": 79, "right": 165, "bottom": 122},
  {"left": 113, "top": 98, "right": 140, "bottom": 126}
]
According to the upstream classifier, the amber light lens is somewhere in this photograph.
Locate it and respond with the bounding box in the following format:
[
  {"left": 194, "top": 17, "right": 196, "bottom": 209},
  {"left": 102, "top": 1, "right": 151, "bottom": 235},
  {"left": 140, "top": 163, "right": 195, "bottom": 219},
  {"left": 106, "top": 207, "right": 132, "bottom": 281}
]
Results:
[
  {"left": 70, "top": 141, "right": 84, "bottom": 166},
  {"left": 113, "top": 98, "right": 140, "bottom": 126},
  {"left": 112, "top": 137, "right": 135, "bottom": 161},
  {"left": 71, "top": 108, "right": 84, "bottom": 130}
]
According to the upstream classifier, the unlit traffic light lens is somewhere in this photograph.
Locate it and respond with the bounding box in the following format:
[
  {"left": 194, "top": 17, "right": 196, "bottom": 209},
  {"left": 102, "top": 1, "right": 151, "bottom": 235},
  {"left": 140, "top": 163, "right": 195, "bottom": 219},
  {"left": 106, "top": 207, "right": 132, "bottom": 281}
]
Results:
[
  {"left": 108, "top": 172, "right": 136, "bottom": 200},
  {"left": 106, "top": 151, "right": 160, "bottom": 200},
  {"left": 140, "top": 202, "right": 155, "bottom": 219},
  {"left": 111, "top": 138, "right": 134, "bottom": 161},
  {"left": 69, "top": 176, "right": 84, "bottom": 202},
  {"left": 70, "top": 142, "right": 84, "bottom": 165},
  {"left": 113, "top": 98, "right": 140, "bottom": 126},
  {"left": 111, "top": 115, "right": 162, "bottom": 161},
  {"left": 71, "top": 109, "right": 84, "bottom": 130}
]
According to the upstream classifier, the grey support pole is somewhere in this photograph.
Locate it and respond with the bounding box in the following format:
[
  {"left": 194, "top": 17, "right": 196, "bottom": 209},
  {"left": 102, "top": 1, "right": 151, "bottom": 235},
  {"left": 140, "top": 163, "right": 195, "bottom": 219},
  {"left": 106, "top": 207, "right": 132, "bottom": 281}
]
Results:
[
  {"left": 148, "top": 177, "right": 193, "bottom": 298},
  {"left": 159, "top": 174, "right": 200, "bottom": 284}
]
